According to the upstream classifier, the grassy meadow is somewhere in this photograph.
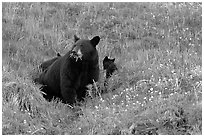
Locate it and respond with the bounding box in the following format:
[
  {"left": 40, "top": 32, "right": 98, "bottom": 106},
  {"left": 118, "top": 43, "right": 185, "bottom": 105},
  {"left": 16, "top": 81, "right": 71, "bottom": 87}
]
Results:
[{"left": 2, "top": 2, "right": 202, "bottom": 135}]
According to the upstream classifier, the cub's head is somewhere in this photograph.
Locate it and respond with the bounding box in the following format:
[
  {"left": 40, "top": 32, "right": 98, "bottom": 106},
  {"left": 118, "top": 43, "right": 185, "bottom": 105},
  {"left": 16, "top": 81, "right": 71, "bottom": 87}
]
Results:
[
  {"left": 103, "top": 56, "right": 117, "bottom": 78},
  {"left": 70, "top": 35, "right": 100, "bottom": 62}
]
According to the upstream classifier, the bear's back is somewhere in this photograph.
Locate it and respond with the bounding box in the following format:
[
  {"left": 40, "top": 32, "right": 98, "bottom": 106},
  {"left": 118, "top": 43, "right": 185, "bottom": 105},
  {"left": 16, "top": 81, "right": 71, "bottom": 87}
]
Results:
[{"left": 43, "top": 55, "right": 63, "bottom": 96}]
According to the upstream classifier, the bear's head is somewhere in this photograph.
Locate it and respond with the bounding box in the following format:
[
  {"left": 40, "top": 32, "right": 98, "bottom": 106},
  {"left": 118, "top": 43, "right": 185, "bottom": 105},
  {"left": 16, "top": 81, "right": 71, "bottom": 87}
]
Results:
[
  {"left": 70, "top": 35, "right": 100, "bottom": 62},
  {"left": 103, "top": 56, "right": 117, "bottom": 78}
]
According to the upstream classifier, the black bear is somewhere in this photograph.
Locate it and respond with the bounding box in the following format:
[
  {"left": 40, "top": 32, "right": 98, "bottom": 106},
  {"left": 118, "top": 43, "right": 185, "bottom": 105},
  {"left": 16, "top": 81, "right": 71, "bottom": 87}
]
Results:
[
  {"left": 102, "top": 56, "right": 118, "bottom": 92},
  {"left": 36, "top": 35, "right": 100, "bottom": 104},
  {"left": 103, "top": 56, "right": 117, "bottom": 79},
  {"left": 39, "top": 53, "right": 61, "bottom": 72}
]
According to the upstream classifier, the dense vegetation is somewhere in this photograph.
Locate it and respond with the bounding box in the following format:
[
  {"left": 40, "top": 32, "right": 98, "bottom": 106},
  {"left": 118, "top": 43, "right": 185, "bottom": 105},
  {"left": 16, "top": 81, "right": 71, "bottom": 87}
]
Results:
[{"left": 2, "top": 2, "right": 202, "bottom": 135}]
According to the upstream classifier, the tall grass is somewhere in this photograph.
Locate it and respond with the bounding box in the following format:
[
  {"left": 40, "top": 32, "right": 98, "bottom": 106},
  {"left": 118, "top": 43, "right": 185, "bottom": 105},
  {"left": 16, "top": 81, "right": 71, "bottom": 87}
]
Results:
[{"left": 2, "top": 2, "right": 202, "bottom": 135}]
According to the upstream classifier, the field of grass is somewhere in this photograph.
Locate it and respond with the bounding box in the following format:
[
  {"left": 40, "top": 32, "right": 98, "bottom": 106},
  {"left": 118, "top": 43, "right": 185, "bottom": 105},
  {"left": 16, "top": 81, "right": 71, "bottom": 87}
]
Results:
[{"left": 2, "top": 2, "right": 202, "bottom": 135}]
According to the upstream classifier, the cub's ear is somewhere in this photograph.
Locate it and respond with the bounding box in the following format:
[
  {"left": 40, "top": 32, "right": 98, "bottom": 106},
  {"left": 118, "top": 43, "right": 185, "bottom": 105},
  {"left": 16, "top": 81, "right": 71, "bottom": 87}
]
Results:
[
  {"left": 90, "top": 36, "right": 100, "bottom": 47},
  {"left": 74, "top": 35, "right": 80, "bottom": 42}
]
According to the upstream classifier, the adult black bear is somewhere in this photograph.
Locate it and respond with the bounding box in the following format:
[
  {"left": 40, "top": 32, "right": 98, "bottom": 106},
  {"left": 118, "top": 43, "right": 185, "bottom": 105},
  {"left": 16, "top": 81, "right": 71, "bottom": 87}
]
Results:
[
  {"left": 103, "top": 56, "right": 117, "bottom": 79},
  {"left": 39, "top": 53, "right": 61, "bottom": 72},
  {"left": 36, "top": 35, "right": 100, "bottom": 104}
]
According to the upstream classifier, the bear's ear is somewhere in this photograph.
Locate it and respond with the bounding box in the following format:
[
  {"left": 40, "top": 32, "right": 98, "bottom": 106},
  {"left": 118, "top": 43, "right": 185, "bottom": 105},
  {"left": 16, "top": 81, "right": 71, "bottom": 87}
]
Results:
[
  {"left": 74, "top": 35, "right": 80, "bottom": 42},
  {"left": 57, "top": 53, "right": 61, "bottom": 57},
  {"left": 112, "top": 58, "right": 115, "bottom": 62},
  {"left": 104, "top": 56, "right": 109, "bottom": 61},
  {"left": 90, "top": 36, "right": 100, "bottom": 47}
]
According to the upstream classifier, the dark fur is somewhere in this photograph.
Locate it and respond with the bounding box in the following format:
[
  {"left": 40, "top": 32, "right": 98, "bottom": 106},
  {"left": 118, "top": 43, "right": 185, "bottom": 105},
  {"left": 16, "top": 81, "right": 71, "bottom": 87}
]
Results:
[
  {"left": 39, "top": 53, "right": 61, "bottom": 72},
  {"left": 36, "top": 35, "right": 100, "bottom": 104},
  {"left": 103, "top": 56, "right": 117, "bottom": 79}
]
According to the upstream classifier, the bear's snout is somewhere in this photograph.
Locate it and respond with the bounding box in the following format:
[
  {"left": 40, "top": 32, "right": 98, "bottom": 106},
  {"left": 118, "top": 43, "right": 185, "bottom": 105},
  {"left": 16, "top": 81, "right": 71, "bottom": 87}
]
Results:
[{"left": 70, "top": 50, "right": 83, "bottom": 62}]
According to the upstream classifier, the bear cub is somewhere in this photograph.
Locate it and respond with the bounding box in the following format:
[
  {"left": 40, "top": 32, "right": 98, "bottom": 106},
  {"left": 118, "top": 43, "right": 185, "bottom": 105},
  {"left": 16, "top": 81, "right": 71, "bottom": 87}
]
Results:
[{"left": 103, "top": 56, "right": 117, "bottom": 79}]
